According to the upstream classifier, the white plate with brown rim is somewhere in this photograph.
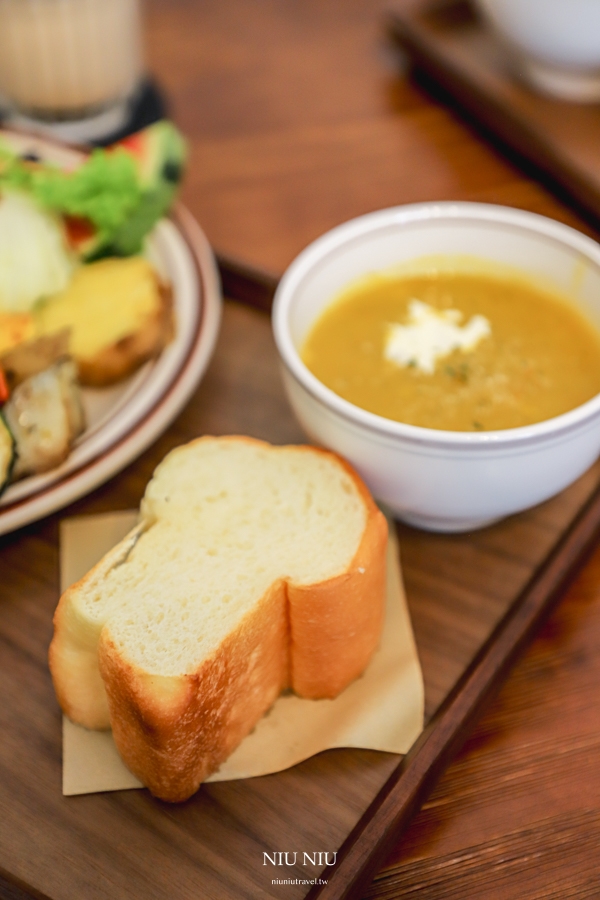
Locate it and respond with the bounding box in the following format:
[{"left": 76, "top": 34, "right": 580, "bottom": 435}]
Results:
[{"left": 0, "top": 130, "right": 222, "bottom": 536}]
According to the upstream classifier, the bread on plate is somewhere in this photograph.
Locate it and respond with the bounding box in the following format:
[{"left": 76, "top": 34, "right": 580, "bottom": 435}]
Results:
[
  {"left": 49, "top": 436, "right": 388, "bottom": 801},
  {"left": 35, "top": 256, "right": 173, "bottom": 387}
]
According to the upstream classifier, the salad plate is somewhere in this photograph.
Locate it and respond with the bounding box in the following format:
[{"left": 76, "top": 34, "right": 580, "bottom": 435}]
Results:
[{"left": 0, "top": 130, "right": 222, "bottom": 536}]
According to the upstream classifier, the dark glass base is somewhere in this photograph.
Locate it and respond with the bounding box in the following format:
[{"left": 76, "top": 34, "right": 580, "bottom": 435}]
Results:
[
  {"left": 93, "top": 77, "right": 168, "bottom": 145},
  {"left": 0, "top": 77, "right": 168, "bottom": 147}
]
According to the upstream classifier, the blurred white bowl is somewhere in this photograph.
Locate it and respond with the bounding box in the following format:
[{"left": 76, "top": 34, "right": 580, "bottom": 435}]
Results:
[
  {"left": 474, "top": 0, "right": 600, "bottom": 101},
  {"left": 272, "top": 202, "right": 600, "bottom": 532}
]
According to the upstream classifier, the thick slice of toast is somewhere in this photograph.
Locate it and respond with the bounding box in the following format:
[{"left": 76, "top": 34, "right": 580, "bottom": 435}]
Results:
[
  {"left": 49, "top": 436, "right": 387, "bottom": 801},
  {"left": 35, "top": 256, "right": 173, "bottom": 387}
]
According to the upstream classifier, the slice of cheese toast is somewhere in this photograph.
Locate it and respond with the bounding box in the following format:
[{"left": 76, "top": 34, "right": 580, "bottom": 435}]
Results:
[
  {"left": 49, "top": 436, "right": 387, "bottom": 801},
  {"left": 35, "top": 256, "right": 173, "bottom": 386}
]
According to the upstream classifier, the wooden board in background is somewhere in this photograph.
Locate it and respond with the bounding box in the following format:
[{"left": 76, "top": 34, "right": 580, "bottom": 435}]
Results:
[{"left": 387, "top": 0, "right": 600, "bottom": 233}]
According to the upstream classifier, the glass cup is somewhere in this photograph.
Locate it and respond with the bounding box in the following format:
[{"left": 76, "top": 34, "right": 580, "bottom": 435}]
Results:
[{"left": 0, "top": 0, "right": 144, "bottom": 141}]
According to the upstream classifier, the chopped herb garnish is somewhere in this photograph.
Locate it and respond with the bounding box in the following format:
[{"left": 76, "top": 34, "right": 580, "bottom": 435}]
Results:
[
  {"left": 458, "top": 362, "right": 470, "bottom": 382},
  {"left": 445, "top": 362, "right": 469, "bottom": 382}
]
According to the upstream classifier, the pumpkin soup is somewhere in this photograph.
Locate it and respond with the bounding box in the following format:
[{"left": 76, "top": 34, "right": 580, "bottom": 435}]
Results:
[{"left": 301, "top": 270, "right": 600, "bottom": 431}]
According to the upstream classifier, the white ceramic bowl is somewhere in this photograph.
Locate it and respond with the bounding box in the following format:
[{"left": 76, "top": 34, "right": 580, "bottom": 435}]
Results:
[
  {"left": 473, "top": 0, "right": 600, "bottom": 101},
  {"left": 272, "top": 202, "right": 600, "bottom": 532}
]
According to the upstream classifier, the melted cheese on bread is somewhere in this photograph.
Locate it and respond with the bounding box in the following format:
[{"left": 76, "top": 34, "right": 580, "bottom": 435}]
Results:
[{"left": 35, "top": 256, "right": 161, "bottom": 360}]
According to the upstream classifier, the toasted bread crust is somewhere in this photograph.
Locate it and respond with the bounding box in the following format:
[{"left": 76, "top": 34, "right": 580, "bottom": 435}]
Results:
[
  {"left": 288, "top": 462, "right": 387, "bottom": 698},
  {"left": 49, "top": 437, "right": 388, "bottom": 801},
  {"left": 99, "top": 579, "right": 289, "bottom": 801},
  {"left": 77, "top": 280, "right": 174, "bottom": 387}
]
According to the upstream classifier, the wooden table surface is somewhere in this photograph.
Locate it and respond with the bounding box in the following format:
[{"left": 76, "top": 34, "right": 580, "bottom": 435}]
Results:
[
  {"left": 4, "top": 0, "right": 600, "bottom": 897},
  {"left": 145, "top": 1, "right": 600, "bottom": 895}
]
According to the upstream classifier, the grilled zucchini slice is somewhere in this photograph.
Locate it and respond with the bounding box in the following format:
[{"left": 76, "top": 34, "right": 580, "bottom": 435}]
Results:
[{"left": 3, "top": 359, "right": 84, "bottom": 481}]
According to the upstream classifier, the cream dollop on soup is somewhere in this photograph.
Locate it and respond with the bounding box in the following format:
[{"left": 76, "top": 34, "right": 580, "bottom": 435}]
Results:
[{"left": 300, "top": 269, "right": 600, "bottom": 431}]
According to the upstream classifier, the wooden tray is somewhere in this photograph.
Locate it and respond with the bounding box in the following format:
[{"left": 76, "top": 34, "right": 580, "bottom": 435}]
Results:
[
  {"left": 387, "top": 0, "right": 600, "bottom": 232},
  {"left": 3, "top": 249, "right": 600, "bottom": 900}
]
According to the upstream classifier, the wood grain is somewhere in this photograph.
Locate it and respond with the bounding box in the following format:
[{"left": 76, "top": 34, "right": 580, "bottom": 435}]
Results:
[
  {"left": 367, "top": 543, "right": 600, "bottom": 899},
  {"left": 387, "top": 0, "right": 600, "bottom": 233},
  {"left": 142, "top": 0, "right": 590, "bottom": 273},
  {"left": 2, "top": 0, "right": 600, "bottom": 898}
]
